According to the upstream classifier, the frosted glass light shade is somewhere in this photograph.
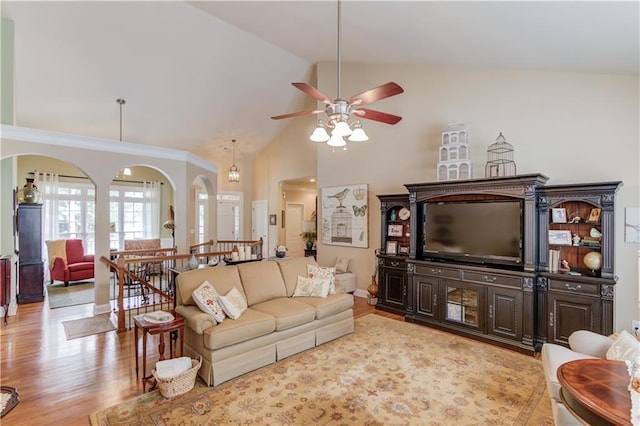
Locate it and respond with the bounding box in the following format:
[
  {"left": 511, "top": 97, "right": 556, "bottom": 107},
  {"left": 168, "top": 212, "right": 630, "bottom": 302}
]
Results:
[
  {"left": 332, "top": 121, "right": 352, "bottom": 137},
  {"left": 310, "top": 126, "right": 330, "bottom": 142},
  {"left": 327, "top": 133, "right": 346, "bottom": 147},
  {"left": 348, "top": 127, "right": 368, "bottom": 141}
]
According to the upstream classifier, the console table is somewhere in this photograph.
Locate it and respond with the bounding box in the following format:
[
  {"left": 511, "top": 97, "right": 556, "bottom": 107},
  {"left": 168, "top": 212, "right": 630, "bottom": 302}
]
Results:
[{"left": 558, "top": 358, "right": 631, "bottom": 425}]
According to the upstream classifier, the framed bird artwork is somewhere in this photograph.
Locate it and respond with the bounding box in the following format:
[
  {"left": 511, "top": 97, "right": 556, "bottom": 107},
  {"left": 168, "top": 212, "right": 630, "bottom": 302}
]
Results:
[{"left": 320, "top": 184, "right": 368, "bottom": 248}]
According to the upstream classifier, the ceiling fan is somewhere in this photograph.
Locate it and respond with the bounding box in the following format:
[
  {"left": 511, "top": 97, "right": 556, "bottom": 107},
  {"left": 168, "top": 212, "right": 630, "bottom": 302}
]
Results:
[{"left": 271, "top": 0, "right": 404, "bottom": 148}]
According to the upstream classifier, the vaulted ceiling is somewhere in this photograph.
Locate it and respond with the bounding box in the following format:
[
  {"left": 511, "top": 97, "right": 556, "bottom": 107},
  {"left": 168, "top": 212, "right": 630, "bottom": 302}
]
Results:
[{"left": 2, "top": 1, "right": 638, "bottom": 165}]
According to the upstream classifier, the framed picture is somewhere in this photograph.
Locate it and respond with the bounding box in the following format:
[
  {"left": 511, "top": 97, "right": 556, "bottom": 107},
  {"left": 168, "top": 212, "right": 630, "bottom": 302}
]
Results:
[
  {"left": 320, "top": 184, "right": 368, "bottom": 248},
  {"left": 587, "top": 208, "right": 602, "bottom": 224},
  {"left": 548, "top": 230, "right": 572, "bottom": 246},
  {"left": 551, "top": 208, "right": 567, "bottom": 223},
  {"left": 388, "top": 224, "right": 403, "bottom": 237},
  {"left": 398, "top": 245, "right": 409, "bottom": 255},
  {"left": 386, "top": 240, "right": 398, "bottom": 255},
  {"left": 269, "top": 214, "right": 277, "bottom": 226}
]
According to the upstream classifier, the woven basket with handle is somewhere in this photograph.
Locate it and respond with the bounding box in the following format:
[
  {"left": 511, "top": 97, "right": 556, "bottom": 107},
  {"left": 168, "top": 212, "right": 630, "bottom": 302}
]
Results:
[{"left": 152, "top": 356, "right": 201, "bottom": 398}]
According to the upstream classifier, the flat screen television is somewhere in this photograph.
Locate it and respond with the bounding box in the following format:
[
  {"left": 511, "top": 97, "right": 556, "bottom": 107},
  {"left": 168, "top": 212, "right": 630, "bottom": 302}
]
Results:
[{"left": 420, "top": 199, "right": 523, "bottom": 269}]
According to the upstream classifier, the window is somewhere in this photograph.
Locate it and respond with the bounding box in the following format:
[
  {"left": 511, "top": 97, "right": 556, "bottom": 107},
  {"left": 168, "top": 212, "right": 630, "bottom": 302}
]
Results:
[
  {"left": 109, "top": 185, "right": 160, "bottom": 250},
  {"left": 196, "top": 190, "right": 209, "bottom": 244},
  {"left": 43, "top": 183, "right": 96, "bottom": 252}
]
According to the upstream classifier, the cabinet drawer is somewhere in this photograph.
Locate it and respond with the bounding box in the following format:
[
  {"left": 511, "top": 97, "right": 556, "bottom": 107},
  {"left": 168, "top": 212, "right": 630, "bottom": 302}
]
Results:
[
  {"left": 380, "top": 258, "right": 406, "bottom": 269},
  {"left": 548, "top": 279, "right": 599, "bottom": 296},
  {"left": 414, "top": 264, "right": 460, "bottom": 279},
  {"left": 463, "top": 271, "right": 522, "bottom": 288}
]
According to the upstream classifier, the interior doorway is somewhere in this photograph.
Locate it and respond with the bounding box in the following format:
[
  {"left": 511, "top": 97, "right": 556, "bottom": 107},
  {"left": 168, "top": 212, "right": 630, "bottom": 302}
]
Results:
[
  {"left": 217, "top": 192, "right": 242, "bottom": 241},
  {"left": 286, "top": 203, "right": 304, "bottom": 257}
]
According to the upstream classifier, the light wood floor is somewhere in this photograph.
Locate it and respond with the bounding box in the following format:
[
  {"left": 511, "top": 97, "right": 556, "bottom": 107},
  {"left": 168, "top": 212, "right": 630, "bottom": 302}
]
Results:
[{"left": 0, "top": 294, "right": 400, "bottom": 425}]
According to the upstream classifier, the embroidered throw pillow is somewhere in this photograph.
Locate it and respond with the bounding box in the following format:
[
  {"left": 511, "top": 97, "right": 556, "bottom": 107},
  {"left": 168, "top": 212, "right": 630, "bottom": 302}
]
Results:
[
  {"left": 191, "top": 280, "right": 226, "bottom": 323},
  {"left": 293, "top": 275, "right": 331, "bottom": 298},
  {"left": 218, "top": 286, "right": 248, "bottom": 320},
  {"left": 606, "top": 329, "right": 640, "bottom": 362},
  {"left": 307, "top": 264, "right": 336, "bottom": 294},
  {"left": 334, "top": 257, "right": 350, "bottom": 273}
]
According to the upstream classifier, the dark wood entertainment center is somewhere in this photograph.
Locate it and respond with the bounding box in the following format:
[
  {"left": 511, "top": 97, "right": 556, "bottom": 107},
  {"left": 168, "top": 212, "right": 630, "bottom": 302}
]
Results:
[{"left": 377, "top": 174, "right": 621, "bottom": 353}]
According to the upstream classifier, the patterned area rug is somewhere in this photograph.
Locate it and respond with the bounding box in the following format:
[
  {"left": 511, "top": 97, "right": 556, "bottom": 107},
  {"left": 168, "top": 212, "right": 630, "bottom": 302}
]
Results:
[
  {"left": 0, "top": 386, "right": 19, "bottom": 418},
  {"left": 90, "top": 314, "right": 553, "bottom": 425},
  {"left": 62, "top": 314, "right": 116, "bottom": 340}
]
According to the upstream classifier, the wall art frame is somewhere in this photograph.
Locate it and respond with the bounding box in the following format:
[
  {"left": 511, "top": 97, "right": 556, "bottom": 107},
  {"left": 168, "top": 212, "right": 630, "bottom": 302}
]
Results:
[{"left": 320, "top": 183, "right": 368, "bottom": 248}]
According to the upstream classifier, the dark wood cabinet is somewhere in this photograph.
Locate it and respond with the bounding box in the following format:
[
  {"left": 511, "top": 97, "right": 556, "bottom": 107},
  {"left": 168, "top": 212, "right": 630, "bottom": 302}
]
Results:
[
  {"left": 1, "top": 256, "right": 11, "bottom": 324},
  {"left": 376, "top": 194, "right": 410, "bottom": 314},
  {"left": 537, "top": 182, "right": 621, "bottom": 347},
  {"left": 376, "top": 256, "right": 407, "bottom": 314},
  {"left": 16, "top": 204, "right": 45, "bottom": 304}
]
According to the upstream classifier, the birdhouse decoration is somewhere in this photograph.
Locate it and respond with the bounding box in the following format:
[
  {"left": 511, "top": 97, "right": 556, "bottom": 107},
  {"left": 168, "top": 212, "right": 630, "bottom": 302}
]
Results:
[
  {"left": 485, "top": 132, "right": 516, "bottom": 177},
  {"left": 437, "top": 123, "right": 472, "bottom": 181}
]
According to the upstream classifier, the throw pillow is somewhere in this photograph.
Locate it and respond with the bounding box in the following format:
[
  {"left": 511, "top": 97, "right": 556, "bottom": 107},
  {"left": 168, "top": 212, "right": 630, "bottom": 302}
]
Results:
[
  {"left": 293, "top": 275, "right": 331, "bottom": 298},
  {"left": 606, "top": 329, "right": 640, "bottom": 362},
  {"left": 307, "top": 264, "right": 336, "bottom": 294},
  {"left": 191, "top": 280, "right": 226, "bottom": 323},
  {"left": 334, "top": 257, "right": 350, "bottom": 273},
  {"left": 218, "top": 286, "right": 248, "bottom": 320}
]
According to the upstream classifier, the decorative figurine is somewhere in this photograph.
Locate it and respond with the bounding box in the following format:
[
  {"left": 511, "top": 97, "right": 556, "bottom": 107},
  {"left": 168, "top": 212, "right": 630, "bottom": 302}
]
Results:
[
  {"left": 559, "top": 259, "right": 570, "bottom": 273},
  {"left": 572, "top": 234, "right": 581, "bottom": 246}
]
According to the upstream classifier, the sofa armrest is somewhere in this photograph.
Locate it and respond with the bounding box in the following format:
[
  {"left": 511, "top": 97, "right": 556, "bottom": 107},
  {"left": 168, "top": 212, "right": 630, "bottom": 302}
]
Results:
[
  {"left": 175, "top": 305, "right": 217, "bottom": 335},
  {"left": 568, "top": 330, "right": 613, "bottom": 358}
]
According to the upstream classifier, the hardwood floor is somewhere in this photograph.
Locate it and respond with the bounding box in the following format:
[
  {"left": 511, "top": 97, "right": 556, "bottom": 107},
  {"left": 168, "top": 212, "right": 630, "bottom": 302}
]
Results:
[{"left": 0, "top": 294, "right": 399, "bottom": 425}]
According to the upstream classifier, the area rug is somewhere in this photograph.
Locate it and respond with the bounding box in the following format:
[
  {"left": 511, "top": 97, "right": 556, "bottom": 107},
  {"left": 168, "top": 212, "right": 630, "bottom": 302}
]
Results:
[
  {"left": 62, "top": 314, "right": 116, "bottom": 340},
  {"left": 47, "top": 281, "right": 95, "bottom": 309},
  {"left": 90, "top": 314, "right": 552, "bottom": 425},
  {"left": 0, "top": 386, "right": 19, "bottom": 418}
]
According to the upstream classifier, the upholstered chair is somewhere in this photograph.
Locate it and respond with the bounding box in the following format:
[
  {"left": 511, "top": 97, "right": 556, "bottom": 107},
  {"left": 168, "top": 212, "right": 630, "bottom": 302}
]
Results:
[{"left": 47, "top": 239, "right": 95, "bottom": 286}]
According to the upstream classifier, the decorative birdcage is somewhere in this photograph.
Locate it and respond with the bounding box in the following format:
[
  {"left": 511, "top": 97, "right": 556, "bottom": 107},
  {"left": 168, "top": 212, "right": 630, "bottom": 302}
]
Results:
[
  {"left": 436, "top": 122, "right": 472, "bottom": 181},
  {"left": 485, "top": 132, "right": 516, "bottom": 177}
]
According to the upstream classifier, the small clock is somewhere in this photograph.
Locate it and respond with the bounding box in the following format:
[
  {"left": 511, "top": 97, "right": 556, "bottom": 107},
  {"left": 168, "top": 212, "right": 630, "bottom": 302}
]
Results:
[{"left": 398, "top": 207, "right": 410, "bottom": 221}]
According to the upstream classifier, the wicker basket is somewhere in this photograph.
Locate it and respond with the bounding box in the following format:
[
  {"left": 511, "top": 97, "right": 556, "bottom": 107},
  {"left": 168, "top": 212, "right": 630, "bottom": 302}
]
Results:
[{"left": 152, "top": 356, "right": 201, "bottom": 398}]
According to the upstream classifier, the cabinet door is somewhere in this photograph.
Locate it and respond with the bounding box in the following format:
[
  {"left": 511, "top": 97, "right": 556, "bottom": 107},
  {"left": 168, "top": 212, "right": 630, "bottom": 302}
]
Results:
[
  {"left": 487, "top": 287, "right": 523, "bottom": 341},
  {"left": 382, "top": 267, "right": 407, "bottom": 309},
  {"left": 441, "top": 280, "right": 485, "bottom": 331},
  {"left": 547, "top": 293, "right": 600, "bottom": 346},
  {"left": 415, "top": 275, "right": 439, "bottom": 320},
  {"left": 17, "top": 262, "right": 45, "bottom": 304},
  {"left": 17, "top": 205, "right": 43, "bottom": 261}
]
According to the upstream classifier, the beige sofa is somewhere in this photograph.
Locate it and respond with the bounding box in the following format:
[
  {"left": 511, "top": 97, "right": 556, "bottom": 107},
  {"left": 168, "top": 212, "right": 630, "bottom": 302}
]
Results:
[{"left": 175, "top": 257, "right": 355, "bottom": 386}]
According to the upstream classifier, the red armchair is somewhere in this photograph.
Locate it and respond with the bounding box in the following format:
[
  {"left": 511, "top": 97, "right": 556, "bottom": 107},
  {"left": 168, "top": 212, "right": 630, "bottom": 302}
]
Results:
[{"left": 47, "top": 239, "right": 94, "bottom": 286}]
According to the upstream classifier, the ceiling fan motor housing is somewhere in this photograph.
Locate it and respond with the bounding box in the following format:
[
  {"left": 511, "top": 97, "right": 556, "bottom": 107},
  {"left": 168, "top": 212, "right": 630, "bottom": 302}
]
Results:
[{"left": 325, "top": 99, "right": 352, "bottom": 125}]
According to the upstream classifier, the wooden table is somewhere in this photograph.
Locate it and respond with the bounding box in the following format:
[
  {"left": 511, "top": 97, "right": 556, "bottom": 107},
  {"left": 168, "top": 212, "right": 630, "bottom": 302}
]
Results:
[
  {"left": 133, "top": 311, "right": 185, "bottom": 391},
  {"left": 558, "top": 358, "right": 631, "bottom": 426}
]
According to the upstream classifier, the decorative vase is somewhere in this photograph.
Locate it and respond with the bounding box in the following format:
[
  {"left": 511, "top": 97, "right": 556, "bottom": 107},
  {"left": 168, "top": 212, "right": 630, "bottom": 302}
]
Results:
[
  {"left": 275, "top": 251, "right": 286, "bottom": 258},
  {"left": 16, "top": 178, "right": 42, "bottom": 204},
  {"left": 306, "top": 241, "right": 314, "bottom": 250},
  {"left": 188, "top": 254, "right": 198, "bottom": 269},
  {"left": 367, "top": 274, "right": 378, "bottom": 298}
]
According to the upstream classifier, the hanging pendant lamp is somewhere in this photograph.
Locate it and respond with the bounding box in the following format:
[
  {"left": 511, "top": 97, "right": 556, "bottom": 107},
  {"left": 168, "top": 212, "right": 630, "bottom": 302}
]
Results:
[{"left": 228, "top": 139, "right": 240, "bottom": 183}]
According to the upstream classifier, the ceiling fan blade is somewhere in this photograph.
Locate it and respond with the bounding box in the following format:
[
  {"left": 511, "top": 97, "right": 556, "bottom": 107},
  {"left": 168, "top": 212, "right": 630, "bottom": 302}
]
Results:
[
  {"left": 353, "top": 108, "right": 403, "bottom": 125},
  {"left": 271, "top": 109, "right": 323, "bottom": 120},
  {"left": 349, "top": 82, "right": 404, "bottom": 106},
  {"left": 292, "top": 83, "right": 332, "bottom": 105}
]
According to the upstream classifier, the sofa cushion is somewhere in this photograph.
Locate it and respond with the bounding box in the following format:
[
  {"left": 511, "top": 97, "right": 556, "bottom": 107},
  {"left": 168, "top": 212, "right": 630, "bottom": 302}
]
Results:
[
  {"left": 276, "top": 257, "right": 318, "bottom": 296},
  {"left": 293, "top": 275, "right": 331, "bottom": 298},
  {"left": 65, "top": 239, "right": 87, "bottom": 264},
  {"left": 176, "top": 266, "right": 244, "bottom": 306},
  {"left": 250, "top": 298, "right": 316, "bottom": 331},
  {"left": 218, "top": 286, "right": 248, "bottom": 320},
  {"left": 295, "top": 293, "right": 354, "bottom": 320},
  {"left": 203, "top": 308, "right": 275, "bottom": 350},
  {"left": 192, "top": 281, "right": 226, "bottom": 322},
  {"left": 606, "top": 329, "right": 640, "bottom": 362},
  {"left": 307, "top": 264, "right": 337, "bottom": 294},
  {"left": 541, "top": 343, "right": 599, "bottom": 402},
  {"left": 237, "top": 261, "right": 287, "bottom": 306},
  {"left": 334, "top": 257, "right": 350, "bottom": 273},
  {"left": 67, "top": 262, "right": 94, "bottom": 273}
]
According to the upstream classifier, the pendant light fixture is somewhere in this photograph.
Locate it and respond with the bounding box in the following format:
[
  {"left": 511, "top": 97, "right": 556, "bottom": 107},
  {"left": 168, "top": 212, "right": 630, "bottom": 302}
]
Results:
[
  {"left": 116, "top": 98, "right": 131, "bottom": 177},
  {"left": 228, "top": 139, "right": 240, "bottom": 183}
]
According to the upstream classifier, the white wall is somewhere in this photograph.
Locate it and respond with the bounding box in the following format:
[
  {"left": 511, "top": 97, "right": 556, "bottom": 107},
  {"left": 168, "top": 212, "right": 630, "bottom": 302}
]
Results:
[{"left": 258, "top": 61, "right": 639, "bottom": 333}]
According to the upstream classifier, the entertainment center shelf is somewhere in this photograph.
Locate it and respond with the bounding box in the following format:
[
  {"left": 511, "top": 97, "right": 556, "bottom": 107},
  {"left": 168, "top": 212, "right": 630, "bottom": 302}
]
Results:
[{"left": 375, "top": 174, "right": 621, "bottom": 353}]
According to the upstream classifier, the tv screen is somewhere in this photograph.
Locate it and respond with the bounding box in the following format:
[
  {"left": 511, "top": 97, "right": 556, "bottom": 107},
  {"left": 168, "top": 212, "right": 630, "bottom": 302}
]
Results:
[{"left": 422, "top": 200, "right": 523, "bottom": 267}]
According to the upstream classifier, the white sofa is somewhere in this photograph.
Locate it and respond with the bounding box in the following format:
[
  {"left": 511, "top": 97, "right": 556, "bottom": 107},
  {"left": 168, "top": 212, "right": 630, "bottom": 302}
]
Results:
[
  {"left": 541, "top": 331, "right": 615, "bottom": 425},
  {"left": 175, "top": 257, "right": 355, "bottom": 386}
]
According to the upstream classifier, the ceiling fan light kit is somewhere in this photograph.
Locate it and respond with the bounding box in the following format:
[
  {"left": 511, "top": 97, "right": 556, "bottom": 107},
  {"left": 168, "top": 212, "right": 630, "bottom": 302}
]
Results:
[{"left": 271, "top": 0, "right": 403, "bottom": 150}]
